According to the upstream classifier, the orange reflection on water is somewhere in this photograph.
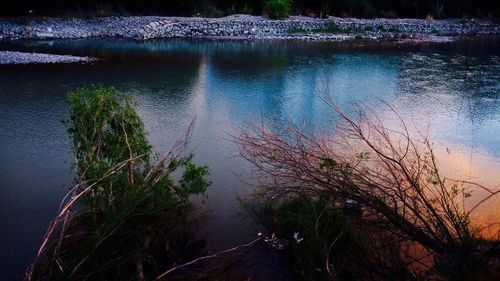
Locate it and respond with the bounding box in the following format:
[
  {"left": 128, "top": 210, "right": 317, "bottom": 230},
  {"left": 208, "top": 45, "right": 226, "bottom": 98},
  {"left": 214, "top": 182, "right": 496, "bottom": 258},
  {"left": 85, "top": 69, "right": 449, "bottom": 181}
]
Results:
[{"left": 433, "top": 145, "right": 500, "bottom": 239}]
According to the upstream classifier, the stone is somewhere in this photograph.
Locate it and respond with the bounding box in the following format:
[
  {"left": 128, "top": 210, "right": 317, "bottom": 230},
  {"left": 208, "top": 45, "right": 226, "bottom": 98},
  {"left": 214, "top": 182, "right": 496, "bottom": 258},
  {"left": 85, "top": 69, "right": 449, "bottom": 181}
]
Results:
[
  {"left": 0, "top": 15, "right": 498, "bottom": 42},
  {"left": 35, "top": 32, "right": 54, "bottom": 38}
]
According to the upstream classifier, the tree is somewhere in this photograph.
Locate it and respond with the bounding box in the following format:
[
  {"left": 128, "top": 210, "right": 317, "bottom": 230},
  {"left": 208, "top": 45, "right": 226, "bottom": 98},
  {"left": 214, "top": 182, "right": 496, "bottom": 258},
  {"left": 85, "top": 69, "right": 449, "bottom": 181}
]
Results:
[{"left": 264, "top": 0, "right": 292, "bottom": 19}]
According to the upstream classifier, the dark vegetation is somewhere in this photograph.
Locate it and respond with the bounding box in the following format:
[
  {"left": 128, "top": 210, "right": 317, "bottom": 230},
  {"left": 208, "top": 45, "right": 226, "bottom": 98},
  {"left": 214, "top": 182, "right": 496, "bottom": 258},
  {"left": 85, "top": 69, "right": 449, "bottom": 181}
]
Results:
[
  {"left": 264, "top": 0, "right": 292, "bottom": 19},
  {"left": 21, "top": 84, "right": 500, "bottom": 280},
  {"left": 236, "top": 100, "right": 500, "bottom": 280},
  {"left": 3, "top": 0, "right": 499, "bottom": 19},
  {"left": 26, "top": 86, "right": 212, "bottom": 280}
]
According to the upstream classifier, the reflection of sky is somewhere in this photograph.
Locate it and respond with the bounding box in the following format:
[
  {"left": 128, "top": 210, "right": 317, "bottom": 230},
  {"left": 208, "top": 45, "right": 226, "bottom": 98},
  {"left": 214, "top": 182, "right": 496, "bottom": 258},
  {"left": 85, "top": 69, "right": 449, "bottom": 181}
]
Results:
[
  {"left": 187, "top": 46, "right": 500, "bottom": 236},
  {"left": 394, "top": 53, "right": 500, "bottom": 156},
  {"left": 200, "top": 48, "right": 499, "bottom": 159},
  {"left": 205, "top": 53, "right": 400, "bottom": 128}
]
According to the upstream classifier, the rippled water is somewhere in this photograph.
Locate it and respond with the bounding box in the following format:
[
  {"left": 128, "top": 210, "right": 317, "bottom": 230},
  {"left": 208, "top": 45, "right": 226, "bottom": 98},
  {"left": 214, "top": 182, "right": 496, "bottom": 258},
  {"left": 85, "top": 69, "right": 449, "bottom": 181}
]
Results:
[{"left": 0, "top": 38, "right": 499, "bottom": 280}]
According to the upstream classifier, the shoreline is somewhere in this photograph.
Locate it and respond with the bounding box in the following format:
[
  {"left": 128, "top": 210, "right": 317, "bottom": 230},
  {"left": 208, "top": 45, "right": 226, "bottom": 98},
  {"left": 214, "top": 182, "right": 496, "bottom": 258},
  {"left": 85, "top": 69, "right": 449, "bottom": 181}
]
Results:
[
  {"left": 1, "top": 15, "right": 499, "bottom": 42},
  {"left": 1, "top": 15, "right": 498, "bottom": 64},
  {"left": 0, "top": 51, "right": 95, "bottom": 64}
]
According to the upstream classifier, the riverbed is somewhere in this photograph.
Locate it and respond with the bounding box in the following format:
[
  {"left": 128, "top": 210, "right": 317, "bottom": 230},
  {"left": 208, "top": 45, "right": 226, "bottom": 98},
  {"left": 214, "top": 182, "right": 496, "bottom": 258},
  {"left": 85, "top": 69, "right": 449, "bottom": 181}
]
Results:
[{"left": 0, "top": 37, "right": 499, "bottom": 280}]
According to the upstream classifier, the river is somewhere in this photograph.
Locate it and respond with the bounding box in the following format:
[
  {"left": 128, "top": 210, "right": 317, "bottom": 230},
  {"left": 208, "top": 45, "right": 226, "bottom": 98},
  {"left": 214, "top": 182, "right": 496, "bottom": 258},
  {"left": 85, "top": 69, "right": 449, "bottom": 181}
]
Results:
[{"left": 0, "top": 38, "right": 499, "bottom": 280}]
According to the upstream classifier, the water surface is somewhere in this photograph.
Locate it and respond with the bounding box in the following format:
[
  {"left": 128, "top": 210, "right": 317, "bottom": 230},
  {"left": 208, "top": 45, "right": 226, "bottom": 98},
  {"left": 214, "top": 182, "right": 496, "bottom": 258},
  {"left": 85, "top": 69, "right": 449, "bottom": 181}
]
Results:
[{"left": 0, "top": 38, "right": 499, "bottom": 280}]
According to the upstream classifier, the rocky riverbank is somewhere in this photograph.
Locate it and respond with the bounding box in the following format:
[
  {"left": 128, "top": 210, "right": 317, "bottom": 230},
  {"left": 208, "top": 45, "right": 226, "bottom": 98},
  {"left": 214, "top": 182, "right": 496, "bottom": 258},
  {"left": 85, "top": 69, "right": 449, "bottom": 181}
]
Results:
[
  {"left": 0, "top": 15, "right": 499, "bottom": 42},
  {"left": 0, "top": 51, "right": 95, "bottom": 64}
]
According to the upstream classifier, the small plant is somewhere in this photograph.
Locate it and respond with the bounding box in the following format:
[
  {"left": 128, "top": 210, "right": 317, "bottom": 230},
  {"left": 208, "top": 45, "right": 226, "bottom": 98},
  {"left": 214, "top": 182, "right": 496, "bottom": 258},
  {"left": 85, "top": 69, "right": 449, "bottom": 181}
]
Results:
[
  {"left": 197, "top": 2, "right": 224, "bottom": 18},
  {"left": 264, "top": 0, "right": 292, "bottom": 19},
  {"left": 323, "top": 22, "right": 347, "bottom": 33},
  {"left": 364, "top": 26, "right": 374, "bottom": 32},
  {"left": 272, "top": 196, "right": 352, "bottom": 280},
  {"left": 255, "top": 195, "right": 418, "bottom": 280}
]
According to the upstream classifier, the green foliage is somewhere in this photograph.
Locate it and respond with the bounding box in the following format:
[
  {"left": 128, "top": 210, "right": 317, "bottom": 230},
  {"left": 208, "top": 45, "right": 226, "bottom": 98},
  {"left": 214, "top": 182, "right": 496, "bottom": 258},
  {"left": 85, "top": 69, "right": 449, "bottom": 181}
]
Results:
[
  {"left": 32, "top": 85, "right": 211, "bottom": 280},
  {"left": 197, "top": 1, "right": 225, "bottom": 17},
  {"left": 66, "top": 85, "right": 151, "bottom": 180},
  {"left": 264, "top": 0, "right": 292, "bottom": 19},
  {"left": 270, "top": 196, "right": 354, "bottom": 281},
  {"left": 320, "top": 157, "right": 351, "bottom": 177},
  {"left": 179, "top": 155, "right": 211, "bottom": 196}
]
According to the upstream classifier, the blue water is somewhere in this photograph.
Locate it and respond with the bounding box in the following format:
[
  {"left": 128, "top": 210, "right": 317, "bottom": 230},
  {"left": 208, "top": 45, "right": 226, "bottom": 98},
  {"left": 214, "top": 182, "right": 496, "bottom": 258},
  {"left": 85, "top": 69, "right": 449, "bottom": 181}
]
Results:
[{"left": 0, "top": 38, "right": 499, "bottom": 280}]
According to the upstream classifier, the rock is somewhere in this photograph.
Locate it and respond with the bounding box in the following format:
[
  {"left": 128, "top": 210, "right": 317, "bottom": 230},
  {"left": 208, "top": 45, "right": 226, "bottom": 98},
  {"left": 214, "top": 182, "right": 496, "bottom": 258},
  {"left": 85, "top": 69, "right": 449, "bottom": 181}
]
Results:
[
  {"left": 35, "top": 32, "right": 54, "bottom": 38},
  {"left": 0, "top": 51, "right": 95, "bottom": 64},
  {"left": 0, "top": 15, "right": 498, "bottom": 42}
]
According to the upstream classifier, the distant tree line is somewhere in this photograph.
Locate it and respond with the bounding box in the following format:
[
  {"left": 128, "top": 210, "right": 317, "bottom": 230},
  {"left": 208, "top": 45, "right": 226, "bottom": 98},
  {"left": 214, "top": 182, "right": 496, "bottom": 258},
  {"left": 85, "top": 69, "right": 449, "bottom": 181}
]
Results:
[{"left": 3, "top": 0, "right": 499, "bottom": 19}]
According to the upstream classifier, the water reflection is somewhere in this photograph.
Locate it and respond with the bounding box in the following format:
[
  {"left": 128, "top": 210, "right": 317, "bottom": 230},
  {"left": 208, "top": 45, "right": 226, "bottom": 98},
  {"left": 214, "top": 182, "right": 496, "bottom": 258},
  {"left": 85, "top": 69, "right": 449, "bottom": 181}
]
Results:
[
  {"left": 0, "top": 38, "right": 498, "bottom": 280},
  {"left": 396, "top": 52, "right": 500, "bottom": 156}
]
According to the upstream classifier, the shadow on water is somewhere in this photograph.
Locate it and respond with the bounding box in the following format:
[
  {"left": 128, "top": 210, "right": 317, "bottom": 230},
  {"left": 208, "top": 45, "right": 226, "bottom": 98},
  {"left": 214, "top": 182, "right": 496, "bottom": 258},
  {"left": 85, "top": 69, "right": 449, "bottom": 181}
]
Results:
[{"left": 0, "top": 37, "right": 499, "bottom": 280}]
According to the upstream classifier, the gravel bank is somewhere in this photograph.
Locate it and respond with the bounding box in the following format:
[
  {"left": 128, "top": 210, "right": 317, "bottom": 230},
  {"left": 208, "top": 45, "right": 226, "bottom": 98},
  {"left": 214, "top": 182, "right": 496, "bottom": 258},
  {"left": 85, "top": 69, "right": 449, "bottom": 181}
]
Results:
[
  {"left": 0, "top": 51, "right": 95, "bottom": 64},
  {"left": 0, "top": 15, "right": 498, "bottom": 42}
]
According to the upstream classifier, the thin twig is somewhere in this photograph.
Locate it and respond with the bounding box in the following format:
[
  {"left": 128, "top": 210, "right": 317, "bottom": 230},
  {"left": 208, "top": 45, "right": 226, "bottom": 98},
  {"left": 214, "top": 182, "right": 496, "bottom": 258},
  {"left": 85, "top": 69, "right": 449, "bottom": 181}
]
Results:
[{"left": 155, "top": 237, "right": 262, "bottom": 280}]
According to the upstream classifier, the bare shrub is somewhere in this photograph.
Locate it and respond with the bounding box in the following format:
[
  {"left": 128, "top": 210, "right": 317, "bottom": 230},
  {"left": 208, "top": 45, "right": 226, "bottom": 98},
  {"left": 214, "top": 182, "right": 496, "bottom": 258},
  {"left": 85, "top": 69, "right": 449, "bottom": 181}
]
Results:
[{"left": 235, "top": 99, "right": 500, "bottom": 277}]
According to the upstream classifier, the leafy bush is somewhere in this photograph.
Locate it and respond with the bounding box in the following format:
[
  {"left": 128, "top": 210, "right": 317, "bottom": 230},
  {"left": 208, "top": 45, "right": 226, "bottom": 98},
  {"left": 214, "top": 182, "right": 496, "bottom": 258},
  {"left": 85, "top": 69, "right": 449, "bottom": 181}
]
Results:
[
  {"left": 66, "top": 85, "right": 152, "bottom": 184},
  {"left": 27, "top": 85, "right": 211, "bottom": 280},
  {"left": 197, "top": 2, "right": 225, "bottom": 17},
  {"left": 260, "top": 195, "right": 421, "bottom": 281},
  {"left": 273, "top": 196, "right": 352, "bottom": 280},
  {"left": 264, "top": 0, "right": 292, "bottom": 19}
]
